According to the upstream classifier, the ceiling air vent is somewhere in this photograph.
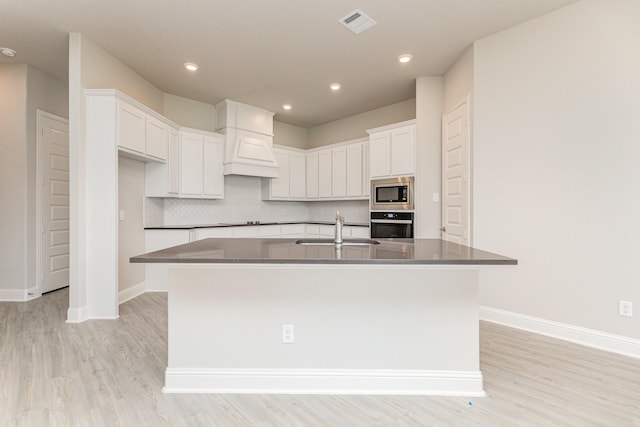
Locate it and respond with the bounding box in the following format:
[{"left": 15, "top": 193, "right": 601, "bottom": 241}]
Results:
[{"left": 339, "top": 9, "right": 377, "bottom": 34}]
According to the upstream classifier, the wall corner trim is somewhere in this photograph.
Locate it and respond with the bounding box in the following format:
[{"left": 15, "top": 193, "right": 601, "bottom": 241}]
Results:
[
  {"left": 66, "top": 306, "right": 89, "bottom": 323},
  {"left": 480, "top": 306, "right": 640, "bottom": 360}
]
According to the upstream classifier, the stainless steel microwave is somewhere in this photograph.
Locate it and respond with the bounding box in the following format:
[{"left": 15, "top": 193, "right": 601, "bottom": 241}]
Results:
[{"left": 370, "top": 176, "right": 414, "bottom": 211}]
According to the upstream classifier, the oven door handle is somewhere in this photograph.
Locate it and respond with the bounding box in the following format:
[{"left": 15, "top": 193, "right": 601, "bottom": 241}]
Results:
[{"left": 370, "top": 219, "right": 413, "bottom": 224}]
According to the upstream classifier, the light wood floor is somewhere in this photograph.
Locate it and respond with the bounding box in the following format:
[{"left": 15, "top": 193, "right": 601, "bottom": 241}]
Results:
[{"left": 1, "top": 289, "right": 639, "bottom": 426}]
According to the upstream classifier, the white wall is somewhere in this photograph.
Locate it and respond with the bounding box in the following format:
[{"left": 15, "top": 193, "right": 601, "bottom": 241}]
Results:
[
  {"left": 0, "top": 65, "right": 28, "bottom": 297},
  {"left": 273, "top": 121, "right": 309, "bottom": 149},
  {"left": 308, "top": 99, "right": 416, "bottom": 148},
  {"left": 415, "top": 77, "right": 443, "bottom": 238},
  {"left": 473, "top": 0, "right": 640, "bottom": 339},
  {"left": 118, "top": 157, "right": 146, "bottom": 292},
  {"left": 443, "top": 46, "right": 474, "bottom": 114},
  {"left": 163, "top": 93, "right": 216, "bottom": 131},
  {"left": 0, "top": 64, "right": 68, "bottom": 300},
  {"left": 155, "top": 175, "right": 310, "bottom": 225},
  {"left": 68, "top": 33, "right": 166, "bottom": 320}
]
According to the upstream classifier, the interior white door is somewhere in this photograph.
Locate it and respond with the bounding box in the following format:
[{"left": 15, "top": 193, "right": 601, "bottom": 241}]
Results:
[
  {"left": 38, "top": 111, "right": 70, "bottom": 293},
  {"left": 441, "top": 99, "right": 470, "bottom": 245}
]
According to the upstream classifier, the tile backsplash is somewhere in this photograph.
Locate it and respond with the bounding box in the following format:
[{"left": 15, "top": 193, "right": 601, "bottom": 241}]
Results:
[{"left": 145, "top": 175, "right": 369, "bottom": 226}]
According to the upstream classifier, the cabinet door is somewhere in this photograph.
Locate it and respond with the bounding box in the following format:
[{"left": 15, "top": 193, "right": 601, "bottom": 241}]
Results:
[
  {"left": 362, "top": 142, "right": 370, "bottom": 197},
  {"left": 306, "top": 152, "right": 319, "bottom": 199},
  {"left": 118, "top": 102, "right": 146, "bottom": 153},
  {"left": 270, "top": 149, "right": 290, "bottom": 198},
  {"left": 369, "top": 132, "right": 391, "bottom": 178},
  {"left": 180, "top": 133, "right": 203, "bottom": 195},
  {"left": 346, "top": 143, "right": 363, "bottom": 198},
  {"left": 331, "top": 147, "right": 347, "bottom": 198},
  {"left": 168, "top": 128, "right": 180, "bottom": 194},
  {"left": 390, "top": 126, "right": 415, "bottom": 176},
  {"left": 318, "top": 150, "right": 332, "bottom": 198},
  {"left": 203, "top": 135, "right": 224, "bottom": 198},
  {"left": 290, "top": 152, "right": 306, "bottom": 199},
  {"left": 145, "top": 116, "right": 168, "bottom": 160}
]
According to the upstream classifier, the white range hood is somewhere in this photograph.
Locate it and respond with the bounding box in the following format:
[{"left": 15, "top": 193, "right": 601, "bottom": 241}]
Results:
[{"left": 215, "top": 99, "right": 279, "bottom": 178}]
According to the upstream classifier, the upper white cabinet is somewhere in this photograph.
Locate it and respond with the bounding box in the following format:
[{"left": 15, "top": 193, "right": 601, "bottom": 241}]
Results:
[
  {"left": 180, "top": 129, "right": 224, "bottom": 199},
  {"left": 367, "top": 120, "right": 416, "bottom": 179},
  {"left": 262, "top": 146, "right": 306, "bottom": 200},
  {"left": 292, "top": 138, "right": 369, "bottom": 201},
  {"left": 147, "top": 128, "right": 225, "bottom": 199},
  {"left": 306, "top": 152, "right": 319, "bottom": 199},
  {"left": 117, "top": 98, "right": 168, "bottom": 162},
  {"left": 346, "top": 143, "right": 363, "bottom": 198},
  {"left": 331, "top": 147, "right": 347, "bottom": 198},
  {"left": 290, "top": 151, "right": 306, "bottom": 199},
  {"left": 318, "top": 150, "right": 333, "bottom": 198}
]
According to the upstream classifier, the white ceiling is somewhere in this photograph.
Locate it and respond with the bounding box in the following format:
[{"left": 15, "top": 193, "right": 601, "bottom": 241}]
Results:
[{"left": 0, "top": 0, "right": 577, "bottom": 127}]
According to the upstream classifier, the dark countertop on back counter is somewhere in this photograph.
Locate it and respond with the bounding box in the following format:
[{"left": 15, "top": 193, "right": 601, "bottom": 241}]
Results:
[
  {"left": 130, "top": 238, "right": 517, "bottom": 265},
  {"left": 144, "top": 221, "right": 370, "bottom": 230}
]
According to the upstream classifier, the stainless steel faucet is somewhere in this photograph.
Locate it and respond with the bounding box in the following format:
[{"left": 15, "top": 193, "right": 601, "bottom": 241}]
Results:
[{"left": 335, "top": 211, "right": 344, "bottom": 244}]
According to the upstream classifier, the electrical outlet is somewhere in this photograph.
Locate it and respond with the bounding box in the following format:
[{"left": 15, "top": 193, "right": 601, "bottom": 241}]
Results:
[
  {"left": 282, "top": 324, "right": 294, "bottom": 343},
  {"left": 619, "top": 300, "right": 633, "bottom": 317}
]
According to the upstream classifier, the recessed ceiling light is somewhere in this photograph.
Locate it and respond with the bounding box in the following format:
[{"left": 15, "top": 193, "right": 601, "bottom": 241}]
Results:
[
  {"left": 184, "top": 62, "right": 199, "bottom": 71},
  {"left": 1, "top": 47, "right": 17, "bottom": 58},
  {"left": 397, "top": 54, "right": 413, "bottom": 64},
  {"left": 282, "top": 104, "right": 292, "bottom": 110},
  {"left": 330, "top": 83, "right": 342, "bottom": 91}
]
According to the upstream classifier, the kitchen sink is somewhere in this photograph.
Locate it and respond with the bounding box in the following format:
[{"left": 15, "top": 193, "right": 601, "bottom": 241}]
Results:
[{"left": 295, "top": 238, "right": 380, "bottom": 246}]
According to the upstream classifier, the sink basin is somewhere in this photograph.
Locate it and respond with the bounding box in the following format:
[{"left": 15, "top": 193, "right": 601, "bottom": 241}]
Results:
[{"left": 295, "top": 238, "right": 380, "bottom": 246}]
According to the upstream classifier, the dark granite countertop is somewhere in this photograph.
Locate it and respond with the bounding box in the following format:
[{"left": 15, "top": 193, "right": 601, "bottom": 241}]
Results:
[
  {"left": 130, "top": 238, "right": 517, "bottom": 265},
  {"left": 144, "top": 221, "right": 370, "bottom": 230}
]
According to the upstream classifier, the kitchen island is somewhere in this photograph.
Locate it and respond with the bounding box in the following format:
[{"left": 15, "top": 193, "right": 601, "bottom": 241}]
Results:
[{"left": 131, "top": 238, "right": 516, "bottom": 396}]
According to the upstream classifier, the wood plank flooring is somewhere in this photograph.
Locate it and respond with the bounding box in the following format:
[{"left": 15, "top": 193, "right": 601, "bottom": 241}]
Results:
[{"left": 1, "top": 288, "right": 639, "bottom": 426}]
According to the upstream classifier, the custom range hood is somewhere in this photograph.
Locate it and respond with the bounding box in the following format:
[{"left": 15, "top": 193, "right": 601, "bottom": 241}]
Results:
[{"left": 215, "top": 99, "right": 279, "bottom": 178}]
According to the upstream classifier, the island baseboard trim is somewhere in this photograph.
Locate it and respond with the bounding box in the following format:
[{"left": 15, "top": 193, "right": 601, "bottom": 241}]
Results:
[
  {"left": 118, "top": 281, "right": 147, "bottom": 305},
  {"left": 480, "top": 306, "right": 640, "bottom": 359},
  {"left": 163, "top": 368, "right": 485, "bottom": 396}
]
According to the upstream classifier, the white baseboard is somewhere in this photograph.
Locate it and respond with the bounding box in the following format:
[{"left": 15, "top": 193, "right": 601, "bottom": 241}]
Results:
[
  {"left": 66, "top": 306, "right": 89, "bottom": 323},
  {"left": 480, "top": 306, "right": 640, "bottom": 359},
  {"left": 163, "top": 368, "right": 485, "bottom": 396},
  {"left": 0, "top": 288, "right": 31, "bottom": 301},
  {"left": 119, "top": 281, "right": 147, "bottom": 304}
]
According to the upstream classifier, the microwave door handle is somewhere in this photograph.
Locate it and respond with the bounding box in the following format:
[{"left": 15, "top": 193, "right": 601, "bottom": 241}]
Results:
[{"left": 370, "top": 219, "right": 413, "bottom": 224}]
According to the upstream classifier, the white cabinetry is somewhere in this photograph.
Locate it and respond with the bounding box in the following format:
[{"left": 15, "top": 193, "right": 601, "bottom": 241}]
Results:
[
  {"left": 362, "top": 142, "right": 370, "bottom": 197},
  {"left": 179, "top": 129, "right": 224, "bottom": 199},
  {"left": 306, "top": 152, "right": 319, "bottom": 199},
  {"left": 262, "top": 146, "right": 306, "bottom": 200},
  {"left": 318, "top": 150, "right": 333, "bottom": 198},
  {"left": 346, "top": 143, "right": 363, "bottom": 198},
  {"left": 117, "top": 99, "right": 168, "bottom": 162},
  {"left": 148, "top": 128, "right": 224, "bottom": 199},
  {"left": 331, "top": 147, "right": 347, "bottom": 198},
  {"left": 367, "top": 120, "right": 416, "bottom": 178}
]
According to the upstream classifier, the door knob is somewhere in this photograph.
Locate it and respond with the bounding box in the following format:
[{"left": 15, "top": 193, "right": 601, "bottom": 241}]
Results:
[{"left": 440, "top": 226, "right": 446, "bottom": 232}]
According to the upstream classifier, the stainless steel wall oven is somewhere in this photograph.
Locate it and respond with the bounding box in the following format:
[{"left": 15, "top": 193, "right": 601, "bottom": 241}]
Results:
[{"left": 370, "top": 211, "right": 414, "bottom": 239}]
